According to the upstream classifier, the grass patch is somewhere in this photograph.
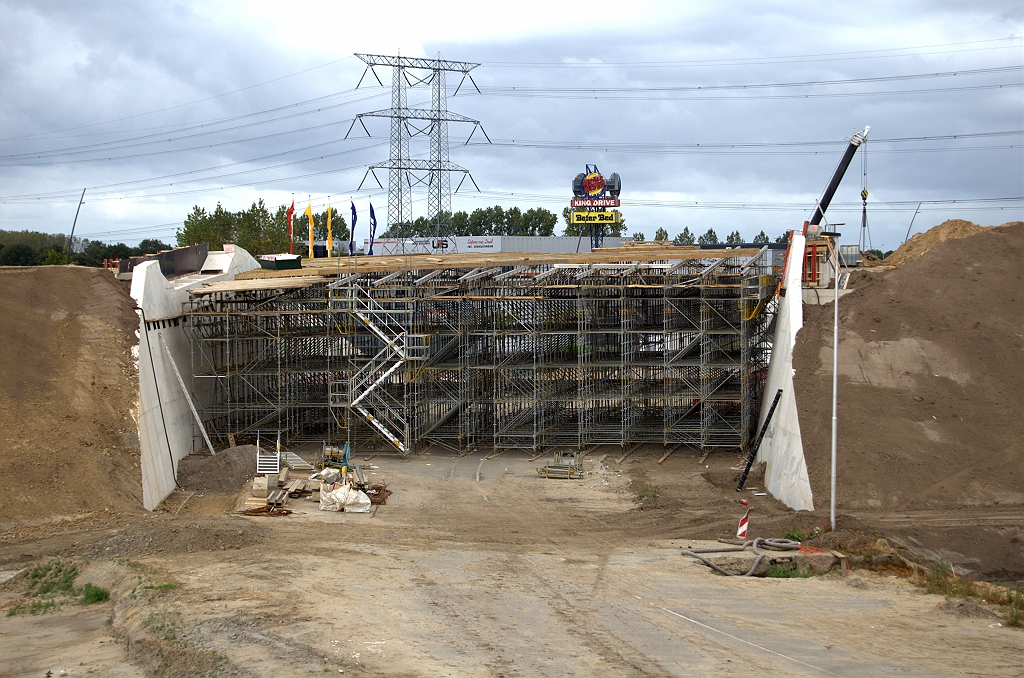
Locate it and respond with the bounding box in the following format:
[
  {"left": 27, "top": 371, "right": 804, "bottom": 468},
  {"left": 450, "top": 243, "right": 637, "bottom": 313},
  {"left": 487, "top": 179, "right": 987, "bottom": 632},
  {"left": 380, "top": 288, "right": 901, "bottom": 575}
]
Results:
[
  {"left": 82, "top": 584, "right": 110, "bottom": 604},
  {"left": 783, "top": 527, "right": 822, "bottom": 543},
  {"left": 146, "top": 610, "right": 189, "bottom": 647},
  {"left": 766, "top": 564, "right": 813, "bottom": 579},
  {"left": 635, "top": 484, "right": 659, "bottom": 502},
  {"left": 30, "top": 560, "right": 78, "bottom": 596},
  {"left": 917, "top": 559, "right": 1024, "bottom": 627},
  {"left": 143, "top": 582, "right": 179, "bottom": 591}
]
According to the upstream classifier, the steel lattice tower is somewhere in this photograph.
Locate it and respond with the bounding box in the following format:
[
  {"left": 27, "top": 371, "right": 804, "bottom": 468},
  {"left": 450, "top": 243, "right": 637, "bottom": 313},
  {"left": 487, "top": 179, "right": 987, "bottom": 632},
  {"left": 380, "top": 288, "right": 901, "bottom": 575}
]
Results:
[{"left": 349, "top": 54, "right": 489, "bottom": 252}]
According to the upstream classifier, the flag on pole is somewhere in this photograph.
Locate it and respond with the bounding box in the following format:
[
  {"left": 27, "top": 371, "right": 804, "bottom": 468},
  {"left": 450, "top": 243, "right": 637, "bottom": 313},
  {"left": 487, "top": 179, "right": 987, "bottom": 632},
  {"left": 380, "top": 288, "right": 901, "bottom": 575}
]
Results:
[
  {"left": 304, "top": 203, "right": 314, "bottom": 258},
  {"left": 736, "top": 508, "right": 751, "bottom": 540},
  {"left": 326, "top": 202, "right": 333, "bottom": 257},
  {"left": 368, "top": 202, "right": 378, "bottom": 255},
  {"left": 349, "top": 201, "right": 357, "bottom": 256},
  {"left": 286, "top": 200, "right": 295, "bottom": 254}
]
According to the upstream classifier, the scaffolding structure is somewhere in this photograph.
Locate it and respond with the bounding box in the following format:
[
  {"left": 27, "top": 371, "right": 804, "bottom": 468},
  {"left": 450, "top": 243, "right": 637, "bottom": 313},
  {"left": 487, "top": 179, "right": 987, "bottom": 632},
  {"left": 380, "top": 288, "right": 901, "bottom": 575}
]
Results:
[{"left": 186, "top": 247, "right": 780, "bottom": 457}]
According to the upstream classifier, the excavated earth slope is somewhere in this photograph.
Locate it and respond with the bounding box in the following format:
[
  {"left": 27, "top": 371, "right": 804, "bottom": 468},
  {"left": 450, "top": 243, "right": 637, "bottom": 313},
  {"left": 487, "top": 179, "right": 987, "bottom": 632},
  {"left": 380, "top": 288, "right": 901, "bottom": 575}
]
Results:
[
  {"left": 794, "top": 222, "right": 1024, "bottom": 576},
  {"left": 884, "top": 218, "right": 1022, "bottom": 267},
  {"left": 0, "top": 266, "right": 142, "bottom": 527}
]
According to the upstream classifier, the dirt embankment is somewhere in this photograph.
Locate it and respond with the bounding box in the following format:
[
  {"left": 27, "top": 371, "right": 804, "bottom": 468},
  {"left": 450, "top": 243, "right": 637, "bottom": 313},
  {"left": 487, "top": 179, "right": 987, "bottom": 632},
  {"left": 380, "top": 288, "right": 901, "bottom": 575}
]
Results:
[
  {"left": 0, "top": 266, "right": 143, "bottom": 527},
  {"left": 794, "top": 222, "right": 1024, "bottom": 575},
  {"left": 884, "top": 218, "right": 1022, "bottom": 267}
]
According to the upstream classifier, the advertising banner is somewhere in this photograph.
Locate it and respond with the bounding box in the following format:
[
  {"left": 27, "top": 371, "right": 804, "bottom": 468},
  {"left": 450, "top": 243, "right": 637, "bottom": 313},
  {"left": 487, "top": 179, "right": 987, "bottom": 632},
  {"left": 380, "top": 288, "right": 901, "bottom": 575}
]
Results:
[{"left": 570, "top": 211, "right": 621, "bottom": 224}]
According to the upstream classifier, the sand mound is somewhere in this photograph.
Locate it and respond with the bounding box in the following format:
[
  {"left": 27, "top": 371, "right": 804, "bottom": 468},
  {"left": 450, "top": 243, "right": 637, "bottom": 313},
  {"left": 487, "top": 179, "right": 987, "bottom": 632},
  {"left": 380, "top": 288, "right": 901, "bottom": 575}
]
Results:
[
  {"left": 794, "top": 223, "right": 1023, "bottom": 573},
  {"left": 884, "top": 219, "right": 1022, "bottom": 267},
  {"left": 0, "top": 266, "right": 142, "bottom": 523},
  {"left": 177, "top": 445, "right": 258, "bottom": 493}
]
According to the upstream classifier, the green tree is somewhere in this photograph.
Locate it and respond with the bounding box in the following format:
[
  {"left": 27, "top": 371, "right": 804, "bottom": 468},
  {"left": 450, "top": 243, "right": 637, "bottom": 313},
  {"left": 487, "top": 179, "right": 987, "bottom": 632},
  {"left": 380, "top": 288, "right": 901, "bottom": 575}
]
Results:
[
  {"left": 654, "top": 227, "right": 669, "bottom": 241},
  {"left": 41, "top": 249, "right": 67, "bottom": 265},
  {"left": 76, "top": 241, "right": 133, "bottom": 267},
  {"left": 522, "top": 207, "right": 557, "bottom": 236},
  {"left": 0, "top": 243, "right": 40, "bottom": 266},
  {"left": 632, "top": 232, "right": 646, "bottom": 242},
  {"left": 698, "top": 228, "right": 719, "bottom": 245},
  {"left": 135, "top": 239, "right": 171, "bottom": 254},
  {"left": 176, "top": 203, "right": 236, "bottom": 250},
  {"left": 451, "top": 210, "right": 470, "bottom": 236},
  {"left": 753, "top": 230, "right": 770, "bottom": 244},
  {"left": 726, "top": 230, "right": 742, "bottom": 244},
  {"left": 775, "top": 231, "right": 790, "bottom": 243},
  {"left": 673, "top": 227, "right": 695, "bottom": 245}
]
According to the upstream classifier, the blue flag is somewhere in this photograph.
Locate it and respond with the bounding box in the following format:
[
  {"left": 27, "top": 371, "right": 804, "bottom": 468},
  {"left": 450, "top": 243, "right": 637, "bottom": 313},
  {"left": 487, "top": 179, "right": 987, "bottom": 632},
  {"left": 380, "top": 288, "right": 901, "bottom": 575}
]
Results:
[
  {"left": 368, "top": 202, "right": 378, "bottom": 256},
  {"left": 348, "top": 201, "right": 357, "bottom": 256}
]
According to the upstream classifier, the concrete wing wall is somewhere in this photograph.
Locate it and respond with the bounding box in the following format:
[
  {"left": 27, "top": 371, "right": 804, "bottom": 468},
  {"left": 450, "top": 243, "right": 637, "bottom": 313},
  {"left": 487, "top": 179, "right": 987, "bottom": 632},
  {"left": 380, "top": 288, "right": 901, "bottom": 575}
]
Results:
[{"left": 131, "top": 247, "right": 259, "bottom": 510}]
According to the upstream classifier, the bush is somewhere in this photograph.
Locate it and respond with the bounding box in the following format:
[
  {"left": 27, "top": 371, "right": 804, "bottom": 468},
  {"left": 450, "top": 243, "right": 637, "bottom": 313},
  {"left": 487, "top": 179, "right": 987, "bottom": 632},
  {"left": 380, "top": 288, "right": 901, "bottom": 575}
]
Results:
[{"left": 82, "top": 584, "right": 110, "bottom": 604}]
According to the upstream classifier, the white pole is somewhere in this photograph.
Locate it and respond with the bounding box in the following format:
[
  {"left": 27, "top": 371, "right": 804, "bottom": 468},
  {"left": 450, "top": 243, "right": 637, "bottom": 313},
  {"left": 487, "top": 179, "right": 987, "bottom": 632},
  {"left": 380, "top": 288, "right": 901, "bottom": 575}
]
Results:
[{"left": 830, "top": 237, "right": 840, "bottom": 531}]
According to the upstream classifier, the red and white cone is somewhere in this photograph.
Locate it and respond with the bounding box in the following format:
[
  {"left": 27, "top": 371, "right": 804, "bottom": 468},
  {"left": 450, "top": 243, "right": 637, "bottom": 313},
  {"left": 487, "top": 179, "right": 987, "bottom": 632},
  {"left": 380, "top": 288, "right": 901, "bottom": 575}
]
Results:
[{"left": 736, "top": 508, "right": 751, "bottom": 540}]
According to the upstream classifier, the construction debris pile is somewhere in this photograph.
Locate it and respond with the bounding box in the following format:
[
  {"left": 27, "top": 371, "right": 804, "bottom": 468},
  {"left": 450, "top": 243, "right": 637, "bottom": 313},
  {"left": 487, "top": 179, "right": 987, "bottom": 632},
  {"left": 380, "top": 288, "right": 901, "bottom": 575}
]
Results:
[{"left": 243, "top": 445, "right": 391, "bottom": 515}]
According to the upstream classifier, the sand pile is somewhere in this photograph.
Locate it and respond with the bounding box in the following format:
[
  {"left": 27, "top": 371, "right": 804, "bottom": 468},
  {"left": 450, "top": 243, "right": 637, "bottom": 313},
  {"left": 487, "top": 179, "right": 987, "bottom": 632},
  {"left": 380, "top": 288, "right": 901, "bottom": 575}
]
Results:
[
  {"left": 884, "top": 219, "right": 1022, "bottom": 267},
  {"left": 177, "top": 445, "right": 258, "bottom": 493},
  {"left": 0, "top": 266, "right": 142, "bottom": 523},
  {"left": 794, "top": 223, "right": 1023, "bottom": 573}
]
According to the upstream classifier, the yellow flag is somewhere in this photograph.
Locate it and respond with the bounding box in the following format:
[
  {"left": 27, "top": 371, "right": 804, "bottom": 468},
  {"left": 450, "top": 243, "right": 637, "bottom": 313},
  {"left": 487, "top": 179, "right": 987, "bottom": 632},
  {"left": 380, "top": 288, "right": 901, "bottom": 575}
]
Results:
[
  {"left": 304, "top": 203, "right": 314, "bottom": 258},
  {"left": 326, "top": 203, "right": 333, "bottom": 257}
]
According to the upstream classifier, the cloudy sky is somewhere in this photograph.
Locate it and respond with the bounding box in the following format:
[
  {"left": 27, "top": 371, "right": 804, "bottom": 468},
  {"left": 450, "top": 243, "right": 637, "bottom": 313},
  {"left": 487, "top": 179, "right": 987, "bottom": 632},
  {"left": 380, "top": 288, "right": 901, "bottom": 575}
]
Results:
[{"left": 1, "top": 1, "right": 1021, "bottom": 250}]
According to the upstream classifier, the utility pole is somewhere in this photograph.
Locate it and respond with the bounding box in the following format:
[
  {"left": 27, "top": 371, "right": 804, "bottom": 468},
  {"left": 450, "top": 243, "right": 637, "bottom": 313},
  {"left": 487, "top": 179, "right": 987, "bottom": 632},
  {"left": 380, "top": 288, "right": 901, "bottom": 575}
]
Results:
[
  {"left": 65, "top": 188, "right": 86, "bottom": 264},
  {"left": 349, "top": 53, "right": 489, "bottom": 253}
]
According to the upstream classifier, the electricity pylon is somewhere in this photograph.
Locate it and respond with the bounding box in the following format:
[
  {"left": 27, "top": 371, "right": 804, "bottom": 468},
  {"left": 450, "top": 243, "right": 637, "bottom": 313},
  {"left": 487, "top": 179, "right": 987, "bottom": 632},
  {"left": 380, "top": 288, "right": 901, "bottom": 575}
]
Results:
[{"left": 349, "top": 53, "right": 489, "bottom": 253}]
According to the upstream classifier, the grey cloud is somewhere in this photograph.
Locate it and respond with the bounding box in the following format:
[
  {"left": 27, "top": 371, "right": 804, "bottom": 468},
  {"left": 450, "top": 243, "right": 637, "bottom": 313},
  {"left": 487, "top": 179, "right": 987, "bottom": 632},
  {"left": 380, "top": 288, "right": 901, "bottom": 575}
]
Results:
[{"left": 1, "top": 0, "right": 1020, "bottom": 249}]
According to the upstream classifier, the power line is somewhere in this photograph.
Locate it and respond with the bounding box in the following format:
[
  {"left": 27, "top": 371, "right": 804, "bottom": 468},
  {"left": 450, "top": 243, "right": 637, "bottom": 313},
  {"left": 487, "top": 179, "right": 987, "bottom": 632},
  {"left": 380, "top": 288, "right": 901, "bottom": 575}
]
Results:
[
  {"left": 4, "top": 56, "right": 359, "bottom": 141},
  {"left": 4, "top": 129, "right": 1019, "bottom": 203},
  {"left": 483, "top": 37, "right": 1024, "bottom": 68},
  {"left": 480, "top": 65, "right": 1023, "bottom": 94},
  {"left": 0, "top": 89, "right": 391, "bottom": 161},
  {"left": 0, "top": 141, "right": 388, "bottom": 202}
]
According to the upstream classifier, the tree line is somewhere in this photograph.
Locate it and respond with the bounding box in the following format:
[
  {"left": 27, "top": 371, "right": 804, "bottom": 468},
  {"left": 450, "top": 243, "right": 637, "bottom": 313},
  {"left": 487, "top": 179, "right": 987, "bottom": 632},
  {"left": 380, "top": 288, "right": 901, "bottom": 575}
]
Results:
[
  {"left": 0, "top": 230, "right": 172, "bottom": 267},
  {"left": 632, "top": 227, "right": 777, "bottom": 245},
  {"left": 1, "top": 197, "right": 806, "bottom": 268}
]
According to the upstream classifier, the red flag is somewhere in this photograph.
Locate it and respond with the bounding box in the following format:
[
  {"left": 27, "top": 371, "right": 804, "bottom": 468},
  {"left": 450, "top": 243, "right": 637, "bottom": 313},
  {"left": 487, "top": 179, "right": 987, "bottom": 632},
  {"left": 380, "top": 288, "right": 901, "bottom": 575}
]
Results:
[{"left": 286, "top": 200, "right": 295, "bottom": 254}]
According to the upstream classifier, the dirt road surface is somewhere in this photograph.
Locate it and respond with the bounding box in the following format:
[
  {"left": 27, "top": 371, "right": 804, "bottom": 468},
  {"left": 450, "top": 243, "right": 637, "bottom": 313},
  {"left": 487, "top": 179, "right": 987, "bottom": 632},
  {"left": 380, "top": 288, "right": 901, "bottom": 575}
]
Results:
[{"left": 2, "top": 451, "right": 1020, "bottom": 677}]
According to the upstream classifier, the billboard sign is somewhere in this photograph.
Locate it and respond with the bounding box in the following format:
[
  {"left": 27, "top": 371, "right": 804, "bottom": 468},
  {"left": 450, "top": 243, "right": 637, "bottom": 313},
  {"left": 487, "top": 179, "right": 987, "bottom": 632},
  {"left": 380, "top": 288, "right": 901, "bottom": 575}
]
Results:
[
  {"left": 570, "top": 198, "right": 620, "bottom": 208},
  {"left": 582, "top": 171, "right": 606, "bottom": 197},
  {"left": 571, "top": 211, "right": 621, "bottom": 225}
]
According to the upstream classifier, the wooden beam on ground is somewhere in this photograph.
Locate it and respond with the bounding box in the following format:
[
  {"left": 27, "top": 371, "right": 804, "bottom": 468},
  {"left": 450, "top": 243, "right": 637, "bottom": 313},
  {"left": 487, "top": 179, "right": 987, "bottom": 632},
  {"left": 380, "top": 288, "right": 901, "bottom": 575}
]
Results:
[
  {"left": 528, "top": 450, "right": 548, "bottom": 462},
  {"left": 485, "top": 448, "right": 510, "bottom": 460},
  {"left": 616, "top": 443, "right": 643, "bottom": 465},
  {"left": 658, "top": 444, "right": 685, "bottom": 465}
]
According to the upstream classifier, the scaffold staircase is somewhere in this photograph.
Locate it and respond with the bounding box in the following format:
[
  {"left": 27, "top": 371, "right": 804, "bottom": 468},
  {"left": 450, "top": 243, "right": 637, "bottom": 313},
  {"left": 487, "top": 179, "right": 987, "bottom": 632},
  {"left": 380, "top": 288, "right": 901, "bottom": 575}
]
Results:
[{"left": 328, "top": 281, "right": 415, "bottom": 455}]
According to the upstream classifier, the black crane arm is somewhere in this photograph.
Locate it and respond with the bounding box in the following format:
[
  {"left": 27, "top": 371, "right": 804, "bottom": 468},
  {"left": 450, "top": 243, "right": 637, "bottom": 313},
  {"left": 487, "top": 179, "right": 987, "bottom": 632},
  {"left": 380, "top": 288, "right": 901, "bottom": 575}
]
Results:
[{"left": 808, "top": 126, "right": 870, "bottom": 226}]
